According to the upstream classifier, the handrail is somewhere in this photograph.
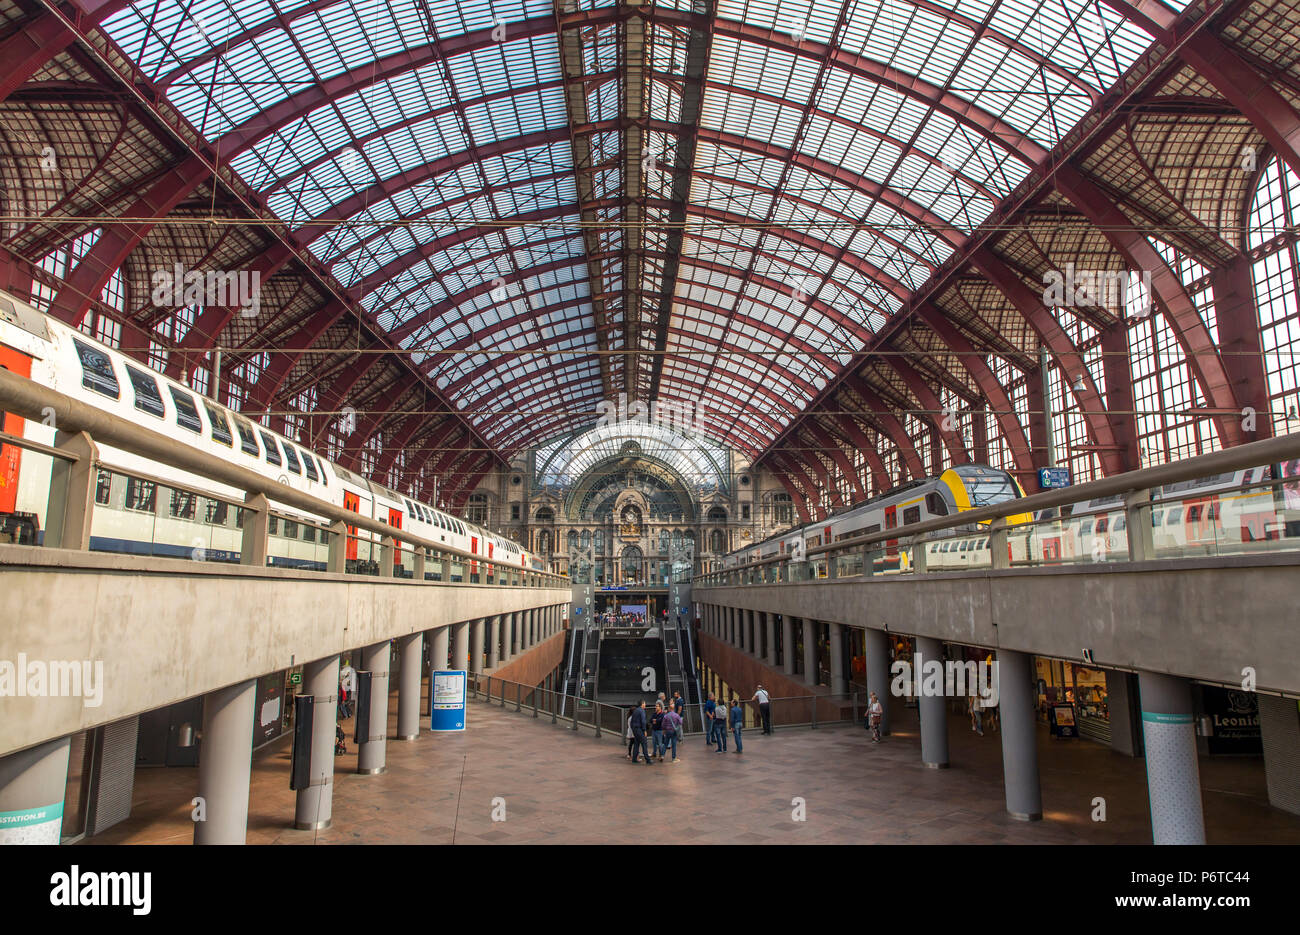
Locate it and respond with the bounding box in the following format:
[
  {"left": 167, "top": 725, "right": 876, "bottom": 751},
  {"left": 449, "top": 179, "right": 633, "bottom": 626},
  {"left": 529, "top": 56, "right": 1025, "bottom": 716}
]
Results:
[
  {"left": 701, "top": 431, "right": 1300, "bottom": 577},
  {"left": 0, "top": 366, "right": 566, "bottom": 585}
]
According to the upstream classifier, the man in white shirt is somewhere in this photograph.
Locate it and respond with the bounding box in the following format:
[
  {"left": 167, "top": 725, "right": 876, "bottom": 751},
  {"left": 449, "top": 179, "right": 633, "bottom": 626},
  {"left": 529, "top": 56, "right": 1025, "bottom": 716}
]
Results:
[{"left": 751, "top": 684, "right": 772, "bottom": 735}]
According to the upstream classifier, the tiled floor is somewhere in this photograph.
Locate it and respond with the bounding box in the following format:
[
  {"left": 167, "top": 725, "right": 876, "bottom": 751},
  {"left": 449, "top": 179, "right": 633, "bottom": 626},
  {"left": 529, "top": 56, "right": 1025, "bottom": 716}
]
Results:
[{"left": 86, "top": 696, "right": 1300, "bottom": 845}]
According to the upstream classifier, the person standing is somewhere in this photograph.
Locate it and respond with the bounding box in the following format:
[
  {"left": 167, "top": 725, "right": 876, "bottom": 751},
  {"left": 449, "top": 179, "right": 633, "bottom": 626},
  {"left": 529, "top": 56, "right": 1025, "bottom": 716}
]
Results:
[
  {"left": 625, "top": 708, "right": 636, "bottom": 759},
  {"left": 338, "top": 658, "right": 357, "bottom": 719},
  {"left": 651, "top": 702, "right": 667, "bottom": 761},
  {"left": 729, "top": 697, "right": 744, "bottom": 754},
  {"left": 751, "top": 684, "right": 772, "bottom": 734},
  {"left": 662, "top": 705, "right": 683, "bottom": 762},
  {"left": 713, "top": 698, "right": 728, "bottom": 753},
  {"left": 671, "top": 690, "right": 684, "bottom": 715},
  {"left": 968, "top": 692, "right": 984, "bottom": 736},
  {"left": 630, "top": 701, "right": 652, "bottom": 765},
  {"left": 867, "top": 691, "right": 883, "bottom": 743},
  {"left": 703, "top": 691, "right": 718, "bottom": 747}
]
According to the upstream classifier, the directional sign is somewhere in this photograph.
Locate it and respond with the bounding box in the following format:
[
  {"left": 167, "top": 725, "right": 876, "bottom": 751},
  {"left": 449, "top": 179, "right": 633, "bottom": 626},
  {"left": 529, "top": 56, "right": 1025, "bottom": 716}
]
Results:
[{"left": 1038, "top": 466, "right": 1072, "bottom": 489}]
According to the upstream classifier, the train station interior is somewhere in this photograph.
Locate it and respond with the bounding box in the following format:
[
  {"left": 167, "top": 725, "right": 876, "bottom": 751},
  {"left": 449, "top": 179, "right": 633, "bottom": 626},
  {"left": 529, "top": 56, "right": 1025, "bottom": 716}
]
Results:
[{"left": 2, "top": 0, "right": 1300, "bottom": 861}]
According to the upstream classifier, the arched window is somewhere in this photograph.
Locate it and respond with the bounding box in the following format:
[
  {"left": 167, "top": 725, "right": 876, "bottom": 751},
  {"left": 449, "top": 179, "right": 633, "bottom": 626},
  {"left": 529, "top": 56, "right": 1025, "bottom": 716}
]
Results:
[
  {"left": 771, "top": 493, "right": 793, "bottom": 526},
  {"left": 709, "top": 529, "right": 725, "bottom": 553},
  {"left": 580, "top": 529, "right": 590, "bottom": 551},
  {"left": 707, "top": 506, "right": 727, "bottom": 522},
  {"left": 568, "top": 530, "right": 579, "bottom": 552},
  {"left": 659, "top": 529, "right": 670, "bottom": 553},
  {"left": 594, "top": 530, "right": 604, "bottom": 554},
  {"left": 1248, "top": 157, "right": 1300, "bottom": 425},
  {"left": 536, "top": 507, "right": 554, "bottom": 523}
]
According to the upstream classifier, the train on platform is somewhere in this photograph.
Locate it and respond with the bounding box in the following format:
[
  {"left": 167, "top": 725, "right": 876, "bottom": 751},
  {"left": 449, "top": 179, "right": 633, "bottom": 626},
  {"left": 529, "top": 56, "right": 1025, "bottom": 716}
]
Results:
[
  {"left": 0, "top": 289, "right": 543, "bottom": 576},
  {"left": 723, "top": 460, "right": 1292, "bottom": 575}
]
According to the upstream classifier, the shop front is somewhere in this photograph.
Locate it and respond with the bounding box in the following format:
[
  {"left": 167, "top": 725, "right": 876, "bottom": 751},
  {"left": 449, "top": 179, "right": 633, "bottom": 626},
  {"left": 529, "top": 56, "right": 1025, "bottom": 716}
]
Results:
[{"left": 1034, "top": 658, "right": 1110, "bottom": 744}]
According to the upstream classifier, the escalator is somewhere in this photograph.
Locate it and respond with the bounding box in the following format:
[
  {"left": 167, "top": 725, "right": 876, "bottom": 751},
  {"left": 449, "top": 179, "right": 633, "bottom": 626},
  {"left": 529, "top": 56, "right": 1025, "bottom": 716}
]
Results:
[{"left": 558, "top": 626, "right": 585, "bottom": 717}]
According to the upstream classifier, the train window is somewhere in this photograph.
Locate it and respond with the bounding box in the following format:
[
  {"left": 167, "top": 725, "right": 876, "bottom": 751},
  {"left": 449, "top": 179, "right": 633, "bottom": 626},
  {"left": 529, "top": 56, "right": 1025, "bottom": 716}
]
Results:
[
  {"left": 124, "top": 477, "right": 155, "bottom": 513},
  {"left": 1166, "top": 511, "right": 1179, "bottom": 526},
  {"left": 268, "top": 516, "right": 278, "bottom": 535},
  {"left": 924, "top": 493, "right": 949, "bottom": 516},
  {"left": 314, "top": 456, "right": 327, "bottom": 485},
  {"left": 405, "top": 499, "right": 417, "bottom": 519},
  {"left": 1114, "top": 515, "right": 1126, "bottom": 531},
  {"left": 301, "top": 452, "right": 319, "bottom": 482},
  {"left": 234, "top": 420, "right": 260, "bottom": 457},
  {"left": 206, "top": 501, "right": 228, "bottom": 525},
  {"left": 95, "top": 470, "right": 112, "bottom": 505},
  {"left": 864, "top": 524, "right": 880, "bottom": 534},
  {"left": 282, "top": 445, "right": 302, "bottom": 475},
  {"left": 1187, "top": 505, "right": 1202, "bottom": 522},
  {"left": 170, "top": 491, "right": 197, "bottom": 520},
  {"left": 72, "top": 338, "right": 120, "bottom": 399},
  {"left": 203, "top": 402, "right": 233, "bottom": 446},
  {"left": 1151, "top": 511, "right": 1164, "bottom": 526},
  {"left": 259, "top": 432, "right": 282, "bottom": 466},
  {"left": 169, "top": 388, "right": 202, "bottom": 433},
  {"left": 1080, "top": 521, "right": 1093, "bottom": 534},
  {"left": 283, "top": 520, "right": 298, "bottom": 539},
  {"left": 302, "top": 525, "right": 316, "bottom": 544},
  {"left": 978, "top": 538, "right": 988, "bottom": 549},
  {"left": 124, "top": 366, "right": 164, "bottom": 417},
  {"left": 1096, "top": 518, "right": 1108, "bottom": 533},
  {"left": 903, "top": 506, "right": 921, "bottom": 525}
]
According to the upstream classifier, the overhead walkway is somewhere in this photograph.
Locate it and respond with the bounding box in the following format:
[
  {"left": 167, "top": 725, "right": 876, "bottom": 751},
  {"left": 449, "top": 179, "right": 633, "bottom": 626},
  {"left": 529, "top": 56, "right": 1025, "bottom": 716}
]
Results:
[
  {"left": 0, "top": 373, "right": 569, "bottom": 845},
  {"left": 693, "top": 433, "right": 1300, "bottom": 844}
]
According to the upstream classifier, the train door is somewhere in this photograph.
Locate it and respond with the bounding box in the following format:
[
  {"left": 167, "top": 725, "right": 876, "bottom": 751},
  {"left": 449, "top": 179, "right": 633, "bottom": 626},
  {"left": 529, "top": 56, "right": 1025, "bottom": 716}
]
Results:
[
  {"left": 1184, "top": 497, "right": 1212, "bottom": 548},
  {"left": 883, "top": 505, "right": 898, "bottom": 570},
  {"left": 820, "top": 525, "right": 832, "bottom": 578},
  {"left": 387, "top": 507, "right": 403, "bottom": 572},
  {"left": 470, "top": 534, "right": 479, "bottom": 577},
  {"left": 343, "top": 490, "right": 360, "bottom": 562},
  {"left": 0, "top": 344, "right": 32, "bottom": 517}
]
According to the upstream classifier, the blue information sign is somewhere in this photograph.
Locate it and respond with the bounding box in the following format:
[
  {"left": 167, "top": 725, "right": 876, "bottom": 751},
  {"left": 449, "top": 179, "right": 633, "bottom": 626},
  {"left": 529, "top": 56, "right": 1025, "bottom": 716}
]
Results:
[
  {"left": 429, "top": 670, "right": 467, "bottom": 732},
  {"left": 1038, "top": 466, "right": 1072, "bottom": 489}
]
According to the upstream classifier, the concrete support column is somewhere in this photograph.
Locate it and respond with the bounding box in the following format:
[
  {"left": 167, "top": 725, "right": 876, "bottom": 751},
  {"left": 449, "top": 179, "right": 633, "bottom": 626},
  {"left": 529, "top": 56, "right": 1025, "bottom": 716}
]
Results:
[
  {"left": 294, "top": 656, "right": 339, "bottom": 831},
  {"left": 452, "top": 621, "right": 469, "bottom": 671},
  {"left": 997, "top": 649, "right": 1042, "bottom": 820},
  {"left": 765, "top": 612, "right": 777, "bottom": 667},
  {"left": 502, "top": 613, "right": 514, "bottom": 663},
  {"left": 195, "top": 678, "right": 257, "bottom": 844},
  {"left": 0, "top": 736, "right": 71, "bottom": 844},
  {"left": 357, "top": 641, "right": 390, "bottom": 776},
  {"left": 864, "top": 627, "right": 891, "bottom": 735},
  {"left": 470, "top": 618, "right": 485, "bottom": 672},
  {"left": 748, "top": 610, "right": 757, "bottom": 655},
  {"left": 511, "top": 611, "right": 521, "bottom": 657},
  {"left": 915, "top": 636, "right": 948, "bottom": 769},
  {"left": 1138, "top": 670, "right": 1206, "bottom": 844},
  {"left": 488, "top": 615, "right": 501, "bottom": 669},
  {"left": 430, "top": 626, "right": 451, "bottom": 673},
  {"left": 397, "top": 632, "right": 423, "bottom": 741},
  {"left": 782, "top": 615, "right": 795, "bottom": 676},
  {"left": 738, "top": 608, "right": 747, "bottom": 652},
  {"left": 802, "top": 618, "right": 818, "bottom": 686},
  {"left": 828, "top": 622, "right": 846, "bottom": 694}
]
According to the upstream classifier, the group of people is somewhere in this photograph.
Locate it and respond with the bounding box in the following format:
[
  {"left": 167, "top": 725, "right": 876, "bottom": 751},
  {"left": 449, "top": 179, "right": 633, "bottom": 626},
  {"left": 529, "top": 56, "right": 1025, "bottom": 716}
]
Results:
[
  {"left": 597, "top": 611, "right": 648, "bottom": 626},
  {"left": 702, "top": 691, "right": 750, "bottom": 753},
  {"left": 626, "top": 691, "right": 688, "bottom": 763}
]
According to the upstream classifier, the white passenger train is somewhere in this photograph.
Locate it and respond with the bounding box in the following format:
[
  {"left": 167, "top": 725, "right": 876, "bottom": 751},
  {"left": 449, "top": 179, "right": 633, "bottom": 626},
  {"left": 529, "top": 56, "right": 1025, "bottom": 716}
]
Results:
[
  {"left": 724, "top": 462, "right": 1292, "bottom": 574},
  {"left": 0, "top": 290, "right": 541, "bottom": 577}
]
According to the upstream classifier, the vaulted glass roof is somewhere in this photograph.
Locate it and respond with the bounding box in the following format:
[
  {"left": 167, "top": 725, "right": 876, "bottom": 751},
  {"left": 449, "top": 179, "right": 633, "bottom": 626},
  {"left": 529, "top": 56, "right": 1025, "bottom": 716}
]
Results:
[
  {"left": 534, "top": 421, "right": 730, "bottom": 489},
  {"left": 99, "top": 0, "right": 1173, "bottom": 457}
]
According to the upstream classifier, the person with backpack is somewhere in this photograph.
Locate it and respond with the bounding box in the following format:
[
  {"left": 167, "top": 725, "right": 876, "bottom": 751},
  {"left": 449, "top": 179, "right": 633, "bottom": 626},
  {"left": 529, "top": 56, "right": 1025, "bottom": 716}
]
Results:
[
  {"left": 729, "top": 697, "right": 744, "bottom": 754},
  {"left": 661, "top": 705, "right": 683, "bottom": 762},
  {"left": 867, "top": 691, "right": 884, "bottom": 743}
]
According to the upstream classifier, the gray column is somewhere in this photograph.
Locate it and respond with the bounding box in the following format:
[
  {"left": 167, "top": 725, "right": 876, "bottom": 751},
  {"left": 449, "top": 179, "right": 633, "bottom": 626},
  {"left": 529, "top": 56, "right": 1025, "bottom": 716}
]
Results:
[
  {"left": 915, "top": 636, "right": 948, "bottom": 769},
  {"left": 828, "top": 622, "right": 846, "bottom": 694},
  {"left": 996, "top": 649, "right": 1041, "bottom": 820},
  {"left": 470, "top": 618, "right": 485, "bottom": 673},
  {"left": 1106, "top": 669, "right": 1141, "bottom": 757},
  {"left": 451, "top": 621, "right": 469, "bottom": 671},
  {"left": 510, "top": 612, "right": 521, "bottom": 657},
  {"left": 802, "top": 617, "right": 818, "bottom": 686},
  {"left": 782, "top": 615, "right": 796, "bottom": 676},
  {"left": 765, "top": 612, "right": 777, "bottom": 667},
  {"left": 195, "top": 678, "right": 257, "bottom": 844},
  {"left": 0, "top": 736, "right": 71, "bottom": 845},
  {"left": 864, "top": 627, "right": 891, "bottom": 735},
  {"left": 397, "top": 632, "right": 423, "bottom": 741},
  {"left": 295, "top": 655, "right": 339, "bottom": 830},
  {"left": 357, "top": 641, "right": 390, "bottom": 776},
  {"left": 430, "top": 626, "right": 451, "bottom": 673},
  {"left": 1138, "top": 670, "right": 1205, "bottom": 844},
  {"left": 488, "top": 615, "right": 501, "bottom": 668},
  {"left": 1259, "top": 693, "right": 1300, "bottom": 816}
]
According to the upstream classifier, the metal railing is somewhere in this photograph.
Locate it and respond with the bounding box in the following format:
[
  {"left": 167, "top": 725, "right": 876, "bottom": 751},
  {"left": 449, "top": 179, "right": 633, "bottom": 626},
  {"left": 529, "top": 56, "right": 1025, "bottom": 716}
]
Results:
[
  {"left": 0, "top": 367, "right": 568, "bottom": 588},
  {"left": 696, "top": 431, "right": 1300, "bottom": 587},
  {"left": 466, "top": 672, "right": 866, "bottom": 739}
]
